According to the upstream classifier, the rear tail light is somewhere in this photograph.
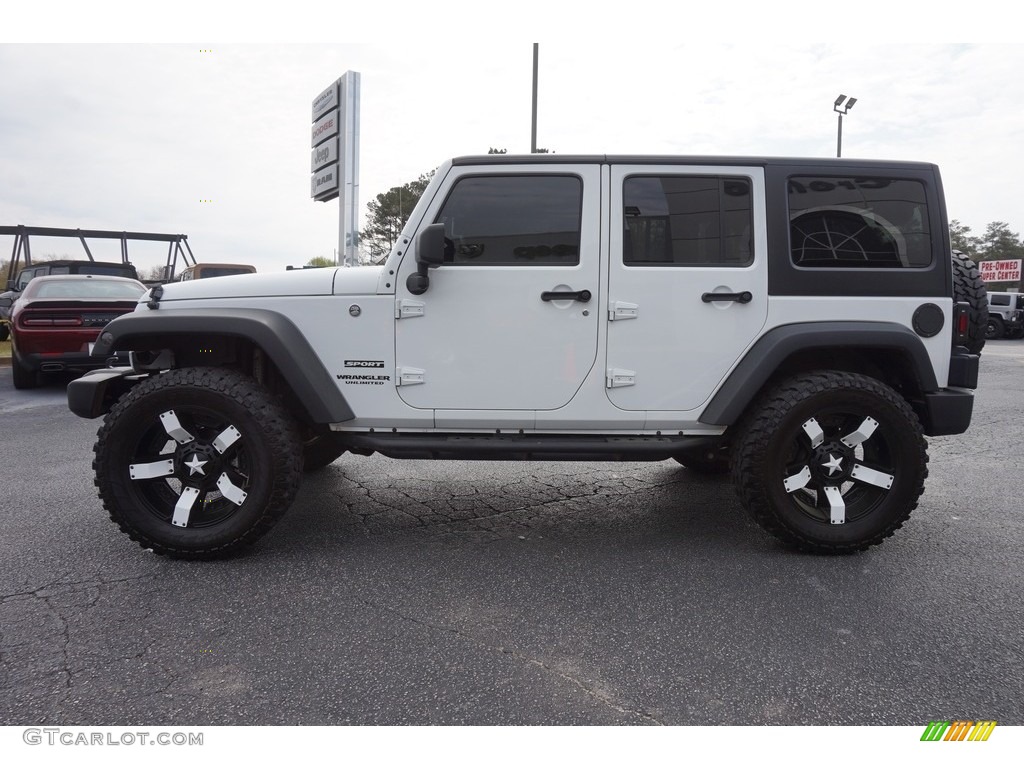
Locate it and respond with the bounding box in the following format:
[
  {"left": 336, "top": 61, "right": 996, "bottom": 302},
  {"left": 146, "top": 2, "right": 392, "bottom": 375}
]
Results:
[
  {"left": 21, "top": 315, "right": 83, "bottom": 327},
  {"left": 953, "top": 301, "right": 970, "bottom": 347}
]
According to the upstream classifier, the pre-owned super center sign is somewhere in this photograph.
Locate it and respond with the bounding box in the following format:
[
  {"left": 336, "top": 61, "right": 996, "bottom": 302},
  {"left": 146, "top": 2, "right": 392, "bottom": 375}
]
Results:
[{"left": 980, "top": 259, "right": 1022, "bottom": 283}]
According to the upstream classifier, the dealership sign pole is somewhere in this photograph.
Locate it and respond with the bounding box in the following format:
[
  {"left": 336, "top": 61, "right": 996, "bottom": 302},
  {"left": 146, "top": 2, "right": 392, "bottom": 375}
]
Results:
[{"left": 311, "top": 72, "right": 360, "bottom": 266}]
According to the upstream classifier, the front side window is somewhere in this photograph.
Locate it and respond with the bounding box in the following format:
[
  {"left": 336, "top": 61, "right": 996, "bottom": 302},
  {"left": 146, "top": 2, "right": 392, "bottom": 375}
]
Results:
[
  {"left": 623, "top": 176, "right": 753, "bottom": 267},
  {"left": 434, "top": 175, "right": 582, "bottom": 266},
  {"left": 788, "top": 177, "right": 932, "bottom": 268}
]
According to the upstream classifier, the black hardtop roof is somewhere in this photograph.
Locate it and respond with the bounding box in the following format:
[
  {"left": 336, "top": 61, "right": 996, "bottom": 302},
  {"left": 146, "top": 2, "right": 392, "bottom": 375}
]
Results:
[
  {"left": 21, "top": 259, "right": 135, "bottom": 270},
  {"left": 451, "top": 154, "right": 938, "bottom": 171}
]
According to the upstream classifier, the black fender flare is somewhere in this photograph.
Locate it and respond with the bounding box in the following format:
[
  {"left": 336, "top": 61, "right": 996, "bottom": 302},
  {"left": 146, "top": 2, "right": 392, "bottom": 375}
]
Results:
[
  {"left": 699, "top": 321, "right": 939, "bottom": 427},
  {"left": 91, "top": 308, "right": 355, "bottom": 424}
]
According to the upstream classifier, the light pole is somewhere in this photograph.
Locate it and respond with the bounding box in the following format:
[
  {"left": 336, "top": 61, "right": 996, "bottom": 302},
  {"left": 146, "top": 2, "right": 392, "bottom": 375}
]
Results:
[{"left": 834, "top": 94, "right": 857, "bottom": 158}]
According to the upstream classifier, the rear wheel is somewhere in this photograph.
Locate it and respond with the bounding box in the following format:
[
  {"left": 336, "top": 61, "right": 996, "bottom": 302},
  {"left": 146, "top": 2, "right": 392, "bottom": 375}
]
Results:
[
  {"left": 732, "top": 371, "right": 927, "bottom": 553},
  {"left": 11, "top": 351, "right": 38, "bottom": 390},
  {"left": 94, "top": 367, "right": 303, "bottom": 559},
  {"left": 986, "top": 316, "right": 1005, "bottom": 340}
]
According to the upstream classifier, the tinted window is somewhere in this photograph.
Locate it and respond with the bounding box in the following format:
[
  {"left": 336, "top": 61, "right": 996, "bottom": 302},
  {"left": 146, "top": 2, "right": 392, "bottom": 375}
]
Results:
[
  {"left": 434, "top": 175, "right": 582, "bottom": 265},
  {"left": 992, "top": 294, "right": 1011, "bottom": 306},
  {"left": 623, "top": 176, "right": 752, "bottom": 266},
  {"left": 788, "top": 177, "right": 932, "bottom": 268},
  {"left": 78, "top": 265, "right": 136, "bottom": 277},
  {"left": 34, "top": 279, "right": 146, "bottom": 300},
  {"left": 198, "top": 267, "right": 254, "bottom": 278}
]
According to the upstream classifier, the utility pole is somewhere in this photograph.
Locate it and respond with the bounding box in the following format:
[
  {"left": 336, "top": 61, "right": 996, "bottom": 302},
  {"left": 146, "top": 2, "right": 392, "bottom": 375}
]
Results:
[{"left": 531, "top": 44, "right": 538, "bottom": 153}]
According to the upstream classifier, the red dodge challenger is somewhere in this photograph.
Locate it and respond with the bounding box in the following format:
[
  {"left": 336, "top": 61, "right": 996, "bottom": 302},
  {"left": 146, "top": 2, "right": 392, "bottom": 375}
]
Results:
[{"left": 5, "top": 274, "right": 147, "bottom": 390}]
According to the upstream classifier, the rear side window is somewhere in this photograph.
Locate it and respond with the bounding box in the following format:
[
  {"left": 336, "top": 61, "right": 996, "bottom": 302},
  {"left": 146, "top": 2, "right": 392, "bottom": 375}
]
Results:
[
  {"left": 434, "top": 175, "right": 582, "bottom": 266},
  {"left": 788, "top": 177, "right": 932, "bottom": 268},
  {"left": 623, "top": 176, "right": 753, "bottom": 266}
]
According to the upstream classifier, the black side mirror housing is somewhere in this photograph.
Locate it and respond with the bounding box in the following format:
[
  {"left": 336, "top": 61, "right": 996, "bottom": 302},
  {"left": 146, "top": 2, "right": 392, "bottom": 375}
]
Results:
[{"left": 407, "top": 223, "right": 446, "bottom": 295}]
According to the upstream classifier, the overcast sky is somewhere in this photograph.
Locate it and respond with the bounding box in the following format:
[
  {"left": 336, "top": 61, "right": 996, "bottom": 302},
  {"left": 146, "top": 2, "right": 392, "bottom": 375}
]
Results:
[{"left": 2, "top": 9, "right": 1021, "bottom": 274}]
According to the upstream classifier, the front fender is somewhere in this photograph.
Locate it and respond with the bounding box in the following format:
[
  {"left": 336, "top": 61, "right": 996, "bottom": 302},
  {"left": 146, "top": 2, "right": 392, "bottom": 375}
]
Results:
[{"left": 90, "top": 308, "right": 354, "bottom": 424}]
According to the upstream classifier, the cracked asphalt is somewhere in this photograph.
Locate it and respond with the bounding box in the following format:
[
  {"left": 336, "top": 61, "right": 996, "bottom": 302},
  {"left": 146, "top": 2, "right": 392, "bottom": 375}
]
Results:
[{"left": 1, "top": 346, "right": 1022, "bottom": 726}]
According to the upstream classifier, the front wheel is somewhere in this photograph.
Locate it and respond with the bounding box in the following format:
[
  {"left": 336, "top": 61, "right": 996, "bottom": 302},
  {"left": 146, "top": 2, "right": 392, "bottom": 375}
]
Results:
[
  {"left": 94, "top": 367, "right": 303, "bottom": 559},
  {"left": 732, "top": 371, "right": 927, "bottom": 553}
]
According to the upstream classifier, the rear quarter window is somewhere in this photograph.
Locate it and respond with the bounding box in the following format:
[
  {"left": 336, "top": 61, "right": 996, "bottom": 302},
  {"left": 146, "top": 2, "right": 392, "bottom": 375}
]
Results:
[{"left": 788, "top": 177, "right": 932, "bottom": 269}]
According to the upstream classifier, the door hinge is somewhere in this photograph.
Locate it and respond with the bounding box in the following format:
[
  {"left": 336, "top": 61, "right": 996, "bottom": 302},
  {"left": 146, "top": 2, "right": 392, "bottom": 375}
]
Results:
[
  {"left": 606, "top": 368, "right": 636, "bottom": 388},
  {"left": 608, "top": 301, "right": 639, "bottom": 321},
  {"left": 397, "top": 366, "right": 425, "bottom": 386},
  {"left": 395, "top": 299, "right": 425, "bottom": 319}
]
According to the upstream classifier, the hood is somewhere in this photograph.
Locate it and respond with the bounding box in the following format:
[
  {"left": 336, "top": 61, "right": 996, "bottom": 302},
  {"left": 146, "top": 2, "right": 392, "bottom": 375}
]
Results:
[{"left": 153, "top": 268, "right": 340, "bottom": 302}]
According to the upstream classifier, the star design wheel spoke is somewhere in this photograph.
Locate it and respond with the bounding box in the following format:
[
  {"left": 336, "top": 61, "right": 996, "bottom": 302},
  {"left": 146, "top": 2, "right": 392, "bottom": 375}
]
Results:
[
  {"left": 171, "top": 486, "right": 202, "bottom": 528},
  {"left": 822, "top": 485, "right": 846, "bottom": 524},
  {"left": 850, "top": 463, "right": 894, "bottom": 489},
  {"left": 129, "top": 459, "right": 176, "bottom": 480},
  {"left": 841, "top": 416, "right": 878, "bottom": 448},
  {"left": 801, "top": 418, "right": 825, "bottom": 448},
  {"left": 784, "top": 465, "right": 813, "bottom": 493},
  {"left": 216, "top": 473, "right": 248, "bottom": 506},
  {"left": 213, "top": 425, "right": 242, "bottom": 454},
  {"left": 159, "top": 410, "right": 195, "bottom": 445}
]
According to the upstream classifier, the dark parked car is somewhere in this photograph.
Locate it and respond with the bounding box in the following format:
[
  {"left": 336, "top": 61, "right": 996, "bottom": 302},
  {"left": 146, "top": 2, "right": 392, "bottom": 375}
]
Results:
[
  {"left": 0, "top": 259, "right": 140, "bottom": 342},
  {"left": 3, "top": 275, "right": 147, "bottom": 389}
]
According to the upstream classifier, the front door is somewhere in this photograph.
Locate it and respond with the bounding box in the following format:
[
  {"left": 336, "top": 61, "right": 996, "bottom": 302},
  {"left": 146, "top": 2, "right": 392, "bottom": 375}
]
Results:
[{"left": 395, "top": 165, "right": 602, "bottom": 414}]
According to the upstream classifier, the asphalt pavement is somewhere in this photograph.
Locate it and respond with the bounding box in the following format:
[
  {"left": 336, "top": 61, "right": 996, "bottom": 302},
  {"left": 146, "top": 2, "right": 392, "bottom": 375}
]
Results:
[{"left": 0, "top": 346, "right": 1022, "bottom": 725}]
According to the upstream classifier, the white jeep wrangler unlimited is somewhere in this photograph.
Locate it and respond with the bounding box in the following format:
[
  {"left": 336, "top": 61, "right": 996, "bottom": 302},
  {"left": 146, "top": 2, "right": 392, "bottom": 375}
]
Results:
[{"left": 68, "top": 154, "right": 984, "bottom": 558}]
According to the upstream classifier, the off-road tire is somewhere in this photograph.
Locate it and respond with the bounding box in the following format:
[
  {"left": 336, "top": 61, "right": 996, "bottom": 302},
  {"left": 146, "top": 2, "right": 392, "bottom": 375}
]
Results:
[
  {"left": 732, "top": 371, "right": 928, "bottom": 554},
  {"left": 673, "top": 446, "right": 730, "bottom": 475},
  {"left": 11, "top": 351, "right": 38, "bottom": 390},
  {"left": 302, "top": 434, "right": 347, "bottom": 472},
  {"left": 94, "top": 367, "right": 303, "bottom": 559},
  {"left": 952, "top": 251, "right": 987, "bottom": 353}
]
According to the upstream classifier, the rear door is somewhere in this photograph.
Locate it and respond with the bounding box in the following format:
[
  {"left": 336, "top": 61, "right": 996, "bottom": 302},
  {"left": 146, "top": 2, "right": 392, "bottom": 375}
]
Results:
[{"left": 605, "top": 164, "right": 768, "bottom": 412}]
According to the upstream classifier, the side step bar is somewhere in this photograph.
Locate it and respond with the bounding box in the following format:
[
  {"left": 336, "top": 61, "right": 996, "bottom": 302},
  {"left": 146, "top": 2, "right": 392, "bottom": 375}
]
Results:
[{"left": 341, "top": 432, "right": 720, "bottom": 462}]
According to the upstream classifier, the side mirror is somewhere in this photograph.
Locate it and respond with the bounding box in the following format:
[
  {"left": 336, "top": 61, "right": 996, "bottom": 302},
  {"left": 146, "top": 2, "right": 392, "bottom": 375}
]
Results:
[
  {"left": 407, "top": 223, "right": 446, "bottom": 295},
  {"left": 0, "top": 296, "right": 12, "bottom": 310},
  {"left": 418, "top": 223, "right": 446, "bottom": 267}
]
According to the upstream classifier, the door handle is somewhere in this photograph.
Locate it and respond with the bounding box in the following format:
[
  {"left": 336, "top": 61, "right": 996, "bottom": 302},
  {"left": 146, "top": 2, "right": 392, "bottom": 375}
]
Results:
[
  {"left": 701, "top": 291, "right": 752, "bottom": 304},
  {"left": 542, "top": 289, "right": 592, "bottom": 303}
]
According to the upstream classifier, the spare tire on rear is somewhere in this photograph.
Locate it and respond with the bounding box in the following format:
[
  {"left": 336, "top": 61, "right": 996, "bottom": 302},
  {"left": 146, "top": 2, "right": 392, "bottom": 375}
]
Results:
[{"left": 952, "top": 251, "right": 987, "bottom": 355}]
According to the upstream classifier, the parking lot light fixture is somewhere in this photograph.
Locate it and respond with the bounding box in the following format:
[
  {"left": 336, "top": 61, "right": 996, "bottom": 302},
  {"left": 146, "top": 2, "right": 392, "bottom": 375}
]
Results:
[{"left": 833, "top": 94, "right": 857, "bottom": 158}]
